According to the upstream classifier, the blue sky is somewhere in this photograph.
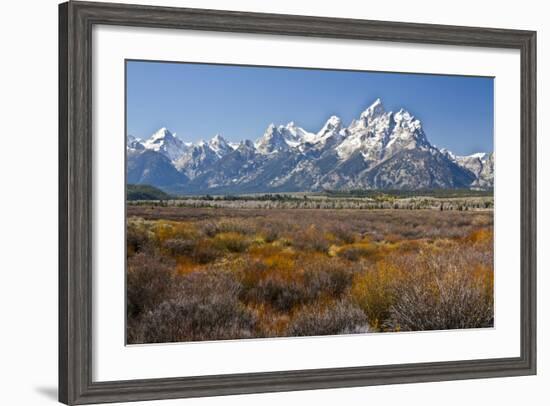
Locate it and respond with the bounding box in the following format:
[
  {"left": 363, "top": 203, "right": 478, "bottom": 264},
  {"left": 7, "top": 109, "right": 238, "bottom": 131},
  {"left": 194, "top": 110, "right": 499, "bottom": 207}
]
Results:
[{"left": 126, "top": 60, "right": 493, "bottom": 155}]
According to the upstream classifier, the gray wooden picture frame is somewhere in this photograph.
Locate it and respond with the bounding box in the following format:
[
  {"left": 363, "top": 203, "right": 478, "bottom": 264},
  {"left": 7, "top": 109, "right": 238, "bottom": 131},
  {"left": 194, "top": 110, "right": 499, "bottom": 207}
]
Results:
[{"left": 59, "top": 1, "right": 537, "bottom": 404}]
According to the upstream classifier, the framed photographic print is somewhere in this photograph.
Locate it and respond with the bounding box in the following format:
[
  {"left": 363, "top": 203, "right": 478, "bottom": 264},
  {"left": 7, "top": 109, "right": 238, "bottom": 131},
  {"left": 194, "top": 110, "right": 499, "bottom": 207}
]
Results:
[{"left": 59, "top": 1, "right": 536, "bottom": 404}]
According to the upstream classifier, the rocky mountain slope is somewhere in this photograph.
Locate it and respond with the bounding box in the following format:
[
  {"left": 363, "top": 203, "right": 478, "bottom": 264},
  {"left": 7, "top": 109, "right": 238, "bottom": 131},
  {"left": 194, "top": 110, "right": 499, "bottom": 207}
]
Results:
[{"left": 127, "top": 98, "right": 494, "bottom": 194}]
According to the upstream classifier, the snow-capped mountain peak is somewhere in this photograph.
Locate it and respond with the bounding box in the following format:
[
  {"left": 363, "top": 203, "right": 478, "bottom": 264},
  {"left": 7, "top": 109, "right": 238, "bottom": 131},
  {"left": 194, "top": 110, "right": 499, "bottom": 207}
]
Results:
[
  {"left": 390, "top": 108, "right": 428, "bottom": 145},
  {"left": 394, "top": 108, "right": 421, "bottom": 130},
  {"left": 127, "top": 134, "right": 144, "bottom": 151},
  {"left": 143, "top": 127, "right": 188, "bottom": 162},
  {"left": 319, "top": 115, "right": 342, "bottom": 133},
  {"left": 128, "top": 98, "right": 494, "bottom": 193},
  {"left": 173, "top": 137, "right": 222, "bottom": 178},
  {"left": 208, "top": 134, "right": 232, "bottom": 157},
  {"left": 282, "top": 121, "right": 316, "bottom": 145},
  {"left": 255, "top": 124, "right": 290, "bottom": 154},
  {"left": 150, "top": 127, "right": 173, "bottom": 140},
  {"left": 360, "top": 97, "right": 385, "bottom": 122},
  {"left": 336, "top": 101, "right": 432, "bottom": 162},
  {"left": 311, "top": 115, "right": 346, "bottom": 148},
  {"left": 347, "top": 98, "right": 392, "bottom": 137}
]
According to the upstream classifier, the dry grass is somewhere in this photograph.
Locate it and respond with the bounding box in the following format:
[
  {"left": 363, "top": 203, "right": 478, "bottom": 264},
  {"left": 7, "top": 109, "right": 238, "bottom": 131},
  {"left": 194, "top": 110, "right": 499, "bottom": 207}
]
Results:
[{"left": 126, "top": 206, "right": 493, "bottom": 343}]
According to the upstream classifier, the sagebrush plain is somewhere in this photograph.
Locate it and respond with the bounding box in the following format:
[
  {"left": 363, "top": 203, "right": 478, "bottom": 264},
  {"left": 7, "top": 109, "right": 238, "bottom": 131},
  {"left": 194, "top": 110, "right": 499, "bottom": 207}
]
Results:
[{"left": 126, "top": 195, "right": 493, "bottom": 344}]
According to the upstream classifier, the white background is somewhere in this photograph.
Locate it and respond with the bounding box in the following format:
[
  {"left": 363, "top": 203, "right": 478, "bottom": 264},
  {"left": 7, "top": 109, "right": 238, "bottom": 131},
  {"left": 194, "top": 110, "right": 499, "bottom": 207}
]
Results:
[{"left": 0, "top": 0, "right": 547, "bottom": 405}]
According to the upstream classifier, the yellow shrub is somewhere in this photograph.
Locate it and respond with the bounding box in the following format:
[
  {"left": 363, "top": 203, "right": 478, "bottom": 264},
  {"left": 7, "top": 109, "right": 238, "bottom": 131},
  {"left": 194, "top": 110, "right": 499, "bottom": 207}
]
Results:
[
  {"left": 396, "top": 239, "right": 425, "bottom": 253},
  {"left": 273, "top": 238, "right": 292, "bottom": 248},
  {"left": 213, "top": 232, "right": 251, "bottom": 253},
  {"left": 153, "top": 220, "right": 197, "bottom": 243},
  {"left": 264, "top": 253, "right": 296, "bottom": 274},
  {"left": 251, "top": 235, "right": 266, "bottom": 246},
  {"left": 466, "top": 228, "right": 493, "bottom": 244},
  {"left": 351, "top": 261, "right": 403, "bottom": 330},
  {"left": 324, "top": 232, "right": 340, "bottom": 244},
  {"left": 249, "top": 244, "right": 283, "bottom": 259},
  {"left": 328, "top": 245, "right": 339, "bottom": 257},
  {"left": 473, "top": 264, "right": 494, "bottom": 302}
]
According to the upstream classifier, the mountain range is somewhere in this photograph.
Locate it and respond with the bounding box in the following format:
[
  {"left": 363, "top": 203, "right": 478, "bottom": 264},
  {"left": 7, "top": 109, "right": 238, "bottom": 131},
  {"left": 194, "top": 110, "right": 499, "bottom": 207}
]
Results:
[{"left": 126, "top": 98, "right": 494, "bottom": 194}]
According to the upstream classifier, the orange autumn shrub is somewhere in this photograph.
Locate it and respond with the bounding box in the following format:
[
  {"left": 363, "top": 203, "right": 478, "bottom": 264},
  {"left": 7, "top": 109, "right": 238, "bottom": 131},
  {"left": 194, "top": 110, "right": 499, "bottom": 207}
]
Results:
[
  {"left": 263, "top": 252, "right": 296, "bottom": 274},
  {"left": 247, "top": 302, "right": 291, "bottom": 337},
  {"left": 175, "top": 257, "right": 202, "bottom": 275},
  {"left": 248, "top": 243, "right": 285, "bottom": 259},
  {"left": 351, "top": 260, "right": 403, "bottom": 330},
  {"left": 152, "top": 220, "right": 198, "bottom": 243},
  {"left": 465, "top": 228, "right": 493, "bottom": 244}
]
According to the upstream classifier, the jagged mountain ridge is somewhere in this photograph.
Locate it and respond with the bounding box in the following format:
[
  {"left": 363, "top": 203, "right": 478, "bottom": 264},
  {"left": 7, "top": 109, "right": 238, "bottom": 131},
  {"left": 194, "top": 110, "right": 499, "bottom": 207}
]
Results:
[{"left": 127, "top": 98, "right": 494, "bottom": 194}]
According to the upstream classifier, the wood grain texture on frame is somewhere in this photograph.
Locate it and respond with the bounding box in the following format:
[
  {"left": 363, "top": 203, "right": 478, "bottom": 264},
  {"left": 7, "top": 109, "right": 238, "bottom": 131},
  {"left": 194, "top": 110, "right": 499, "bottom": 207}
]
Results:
[{"left": 58, "top": 1, "right": 537, "bottom": 404}]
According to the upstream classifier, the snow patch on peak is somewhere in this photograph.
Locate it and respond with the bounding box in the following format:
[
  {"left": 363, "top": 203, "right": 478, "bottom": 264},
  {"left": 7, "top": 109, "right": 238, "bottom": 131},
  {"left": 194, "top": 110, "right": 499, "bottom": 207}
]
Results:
[
  {"left": 255, "top": 124, "right": 289, "bottom": 154},
  {"left": 360, "top": 98, "right": 385, "bottom": 122},
  {"left": 324, "top": 115, "right": 342, "bottom": 128},
  {"left": 208, "top": 134, "right": 233, "bottom": 157},
  {"left": 149, "top": 127, "right": 175, "bottom": 141},
  {"left": 338, "top": 101, "right": 431, "bottom": 162},
  {"left": 143, "top": 127, "right": 188, "bottom": 161},
  {"left": 256, "top": 121, "right": 317, "bottom": 152},
  {"left": 127, "top": 134, "right": 144, "bottom": 151},
  {"left": 282, "top": 121, "right": 316, "bottom": 145},
  {"left": 439, "top": 148, "right": 456, "bottom": 160},
  {"left": 468, "top": 152, "right": 489, "bottom": 160},
  {"left": 314, "top": 115, "right": 344, "bottom": 145},
  {"left": 394, "top": 108, "right": 419, "bottom": 127},
  {"left": 391, "top": 109, "right": 426, "bottom": 144}
]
